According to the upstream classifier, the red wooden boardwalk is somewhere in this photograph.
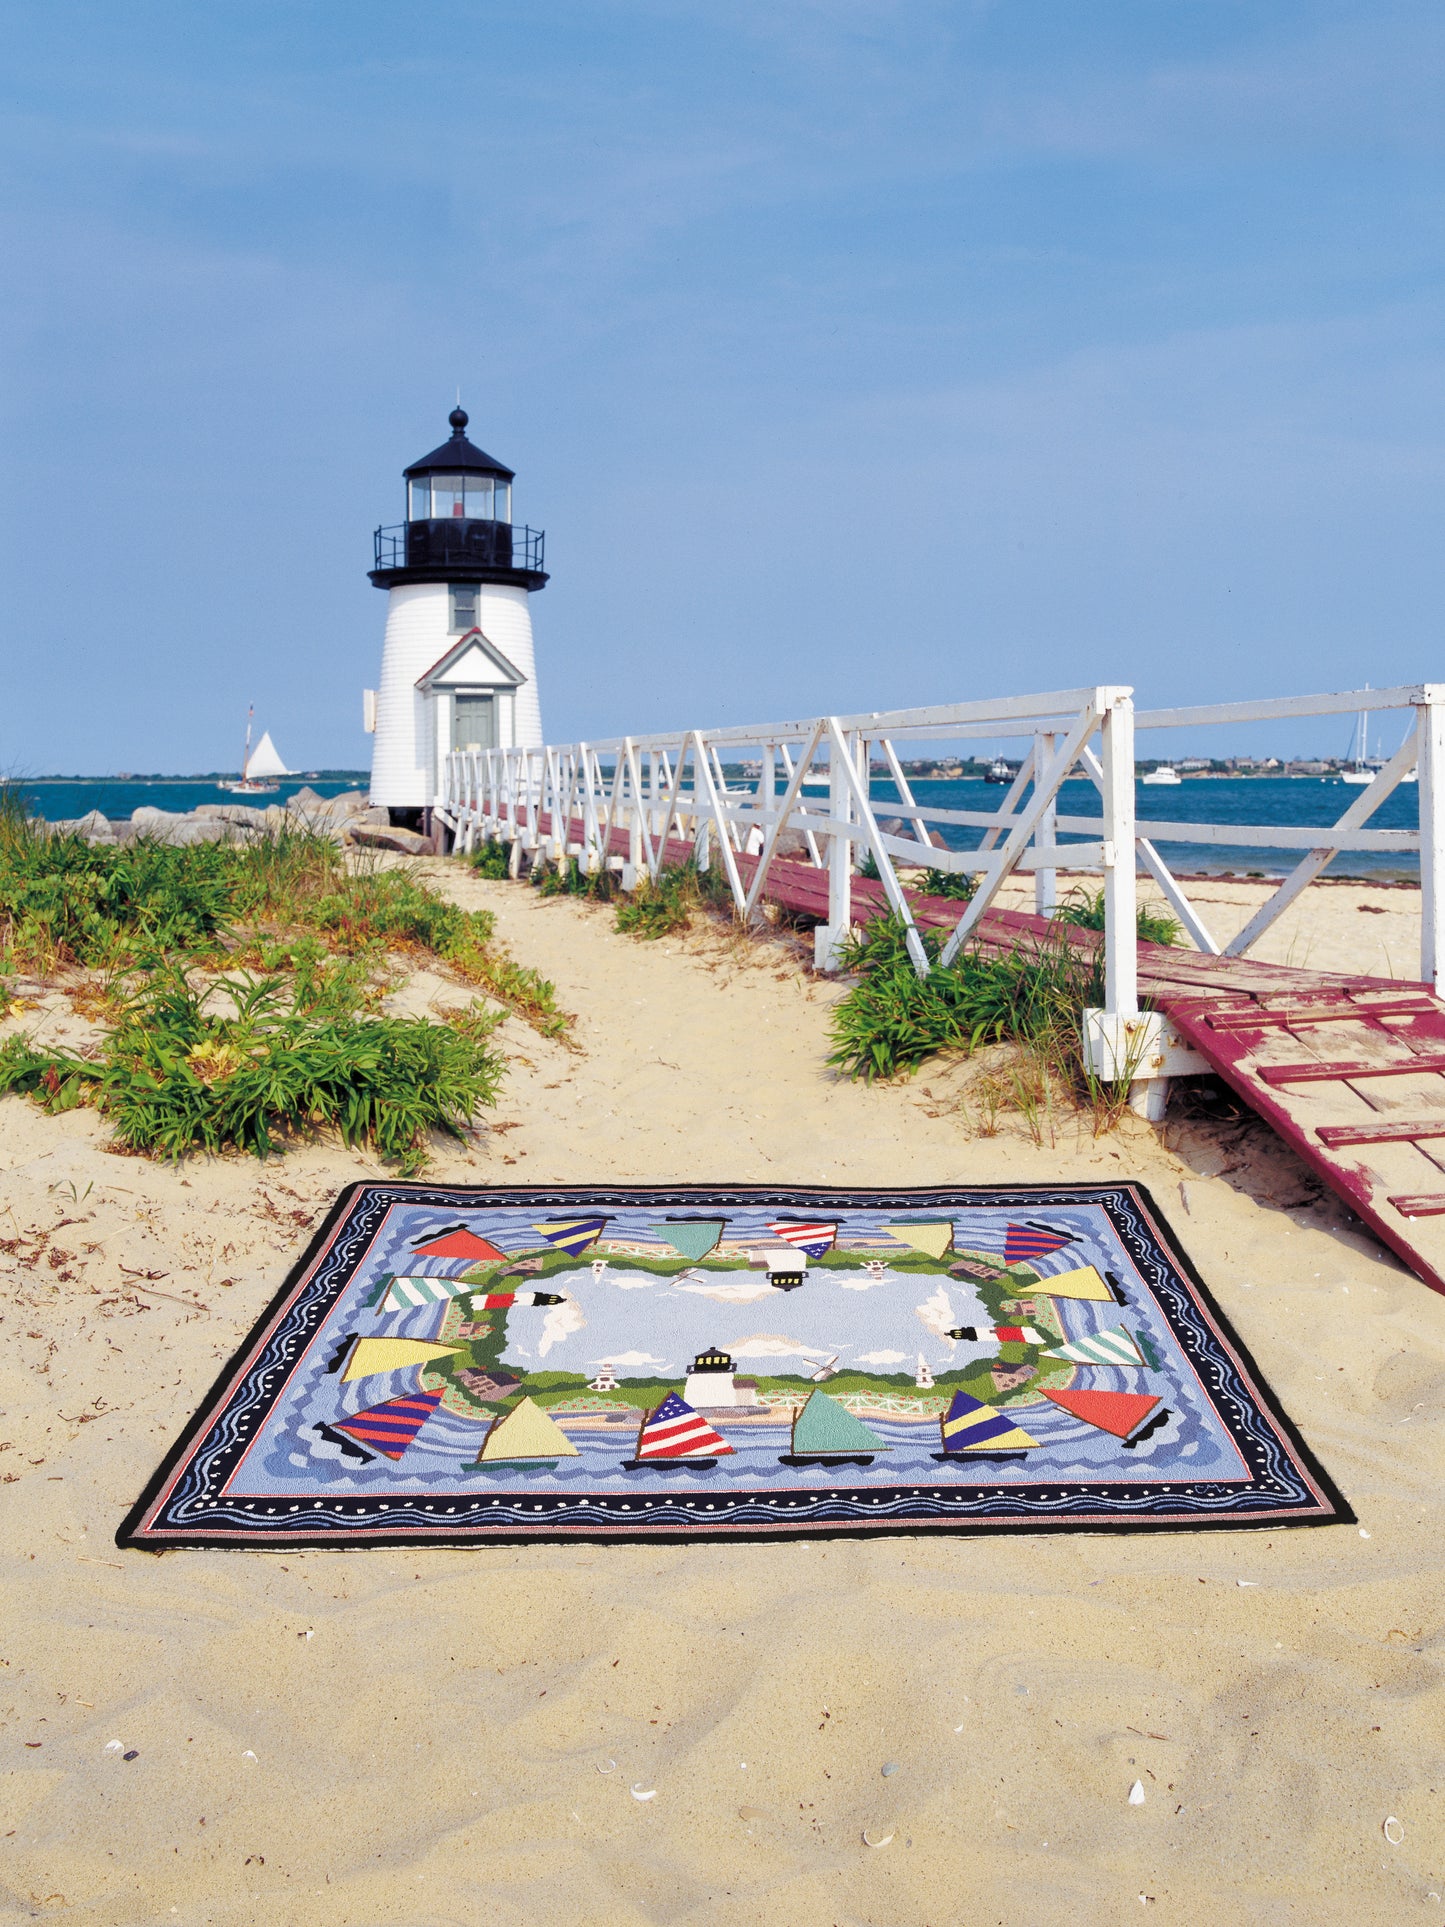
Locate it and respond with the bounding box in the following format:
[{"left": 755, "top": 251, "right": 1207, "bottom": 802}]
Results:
[{"left": 496, "top": 807, "right": 1445, "bottom": 1295}]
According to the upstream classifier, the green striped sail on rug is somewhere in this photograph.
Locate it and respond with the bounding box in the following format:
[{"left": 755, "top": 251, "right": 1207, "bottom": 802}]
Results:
[
  {"left": 1041, "top": 1328, "right": 1145, "bottom": 1366},
  {"left": 377, "top": 1274, "right": 475, "bottom": 1312}
]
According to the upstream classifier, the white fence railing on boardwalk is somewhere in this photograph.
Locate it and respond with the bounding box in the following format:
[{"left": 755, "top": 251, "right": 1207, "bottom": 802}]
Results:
[{"left": 438, "top": 681, "right": 1445, "bottom": 1103}]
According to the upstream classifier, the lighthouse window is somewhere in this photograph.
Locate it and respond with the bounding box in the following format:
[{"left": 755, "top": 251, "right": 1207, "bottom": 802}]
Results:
[
  {"left": 449, "top": 584, "right": 478, "bottom": 632},
  {"left": 493, "top": 481, "right": 511, "bottom": 523},
  {"left": 430, "top": 475, "right": 467, "bottom": 518},
  {"left": 463, "top": 476, "right": 494, "bottom": 519},
  {"left": 408, "top": 479, "right": 431, "bottom": 520}
]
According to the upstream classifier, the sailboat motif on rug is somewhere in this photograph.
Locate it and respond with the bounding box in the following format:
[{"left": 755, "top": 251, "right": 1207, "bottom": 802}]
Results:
[{"left": 119, "top": 1184, "right": 1353, "bottom": 1548}]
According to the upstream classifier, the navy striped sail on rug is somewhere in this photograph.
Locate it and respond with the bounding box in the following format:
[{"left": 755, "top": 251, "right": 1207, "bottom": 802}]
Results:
[{"left": 120, "top": 1183, "right": 1350, "bottom": 1547}]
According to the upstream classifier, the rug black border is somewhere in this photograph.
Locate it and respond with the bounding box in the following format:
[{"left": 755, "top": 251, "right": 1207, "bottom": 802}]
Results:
[{"left": 117, "top": 1181, "right": 1355, "bottom": 1551}]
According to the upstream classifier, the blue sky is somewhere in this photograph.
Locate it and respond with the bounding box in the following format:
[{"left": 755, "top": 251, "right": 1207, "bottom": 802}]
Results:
[{"left": 3, "top": 2, "right": 1444, "bottom": 771}]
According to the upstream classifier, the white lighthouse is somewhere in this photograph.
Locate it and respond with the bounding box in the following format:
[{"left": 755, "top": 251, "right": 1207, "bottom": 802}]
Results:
[{"left": 367, "top": 406, "right": 548, "bottom": 822}]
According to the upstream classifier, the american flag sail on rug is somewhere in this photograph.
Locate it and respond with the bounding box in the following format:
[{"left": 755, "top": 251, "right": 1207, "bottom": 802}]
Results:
[
  {"left": 631, "top": 1392, "right": 733, "bottom": 1461},
  {"left": 765, "top": 1219, "right": 839, "bottom": 1256}
]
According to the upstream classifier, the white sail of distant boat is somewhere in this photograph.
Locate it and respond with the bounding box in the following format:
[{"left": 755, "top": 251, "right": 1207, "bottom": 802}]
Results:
[
  {"left": 218, "top": 709, "right": 298, "bottom": 794},
  {"left": 244, "top": 732, "right": 295, "bottom": 781}
]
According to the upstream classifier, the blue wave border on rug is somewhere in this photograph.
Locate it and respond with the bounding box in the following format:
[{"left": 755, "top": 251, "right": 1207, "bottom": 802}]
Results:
[{"left": 118, "top": 1183, "right": 1352, "bottom": 1547}]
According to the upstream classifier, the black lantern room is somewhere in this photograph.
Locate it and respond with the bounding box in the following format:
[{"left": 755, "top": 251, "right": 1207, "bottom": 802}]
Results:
[{"left": 370, "top": 406, "right": 548, "bottom": 591}]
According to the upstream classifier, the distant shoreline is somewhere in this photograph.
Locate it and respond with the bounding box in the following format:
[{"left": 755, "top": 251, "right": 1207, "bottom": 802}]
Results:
[{"left": 11, "top": 770, "right": 370, "bottom": 784}]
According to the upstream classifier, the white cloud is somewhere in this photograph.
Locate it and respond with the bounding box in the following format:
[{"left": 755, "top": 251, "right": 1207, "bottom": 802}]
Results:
[
  {"left": 856, "top": 1349, "right": 907, "bottom": 1366},
  {"left": 594, "top": 1350, "right": 668, "bottom": 1370},
  {"left": 915, "top": 1286, "right": 957, "bottom": 1340},
  {"left": 673, "top": 1276, "right": 777, "bottom": 1303},
  {"left": 537, "top": 1299, "right": 587, "bottom": 1357},
  {"left": 729, "top": 1332, "right": 834, "bottom": 1361},
  {"left": 607, "top": 1271, "right": 658, "bottom": 1290}
]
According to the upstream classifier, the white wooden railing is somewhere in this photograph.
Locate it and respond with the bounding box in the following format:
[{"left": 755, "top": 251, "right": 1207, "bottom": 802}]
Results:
[{"left": 437, "top": 682, "right": 1444, "bottom": 1098}]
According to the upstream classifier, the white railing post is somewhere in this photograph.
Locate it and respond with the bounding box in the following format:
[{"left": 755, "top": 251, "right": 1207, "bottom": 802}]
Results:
[
  {"left": 1034, "top": 730, "right": 1058, "bottom": 916},
  {"left": 1100, "top": 695, "right": 1138, "bottom": 1019},
  {"left": 754, "top": 744, "right": 775, "bottom": 854},
  {"left": 1082, "top": 692, "right": 1166, "bottom": 1114},
  {"left": 1418, "top": 690, "right": 1445, "bottom": 994},
  {"left": 815, "top": 721, "right": 854, "bottom": 971}
]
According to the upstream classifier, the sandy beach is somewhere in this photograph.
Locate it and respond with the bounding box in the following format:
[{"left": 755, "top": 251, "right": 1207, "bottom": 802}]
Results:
[{"left": 1, "top": 867, "right": 1442, "bottom": 1924}]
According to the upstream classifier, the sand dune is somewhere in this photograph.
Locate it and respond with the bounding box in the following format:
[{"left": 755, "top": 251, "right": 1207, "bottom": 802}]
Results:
[{"left": 0, "top": 869, "right": 1441, "bottom": 1921}]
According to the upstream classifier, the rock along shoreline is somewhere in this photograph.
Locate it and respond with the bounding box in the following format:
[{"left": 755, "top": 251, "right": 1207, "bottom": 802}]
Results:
[{"left": 39, "top": 787, "right": 440, "bottom": 855}]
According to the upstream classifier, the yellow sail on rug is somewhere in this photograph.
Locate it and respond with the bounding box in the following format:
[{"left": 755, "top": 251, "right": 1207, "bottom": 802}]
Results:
[
  {"left": 472, "top": 1396, "right": 580, "bottom": 1463},
  {"left": 340, "top": 1338, "right": 465, "bottom": 1383},
  {"left": 1022, "top": 1264, "right": 1115, "bottom": 1302},
  {"left": 879, "top": 1221, "right": 954, "bottom": 1260}
]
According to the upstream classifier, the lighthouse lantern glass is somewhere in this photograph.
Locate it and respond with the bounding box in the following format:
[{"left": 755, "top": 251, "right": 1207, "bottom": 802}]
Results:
[{"left": 409, "top": 474, "right": 506, "bottom": 521}]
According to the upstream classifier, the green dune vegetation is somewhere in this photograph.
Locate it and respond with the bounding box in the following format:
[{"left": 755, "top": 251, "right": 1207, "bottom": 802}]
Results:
[{"left": 0, "top": 790, "right": 573, "bottom": 1173}]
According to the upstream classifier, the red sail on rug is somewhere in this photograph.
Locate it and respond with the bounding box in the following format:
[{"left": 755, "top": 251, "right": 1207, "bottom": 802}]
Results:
[
  {"left": 1003, "top": 1222, "right": 1076, "bottom": 1266},
  {"left": 410, "top": 1226, "right": 507, "bottom": 1262},
  {"left": 330, "top": 1389, "right": 444, "bottom": 1461},
  {"left": 1042, "top": 1387, "right": 1164, "bottom": 1444}
]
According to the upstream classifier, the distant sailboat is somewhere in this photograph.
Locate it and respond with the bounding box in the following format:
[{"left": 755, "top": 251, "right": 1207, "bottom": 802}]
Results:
[
  {"left": 218, "top": 707, "right": 297, "bottom": 794},
  {"left": 1340, "top": 705, "right": 1387, "bottom": 786},
  {"left": 780, "top": 1389, "right": 890, "bottom": 1467},
  {"left": 622, "top": 1392, "right": 733, "bottom": 1471},
  {"left": 932, "top": 1388, "right": 1039, "bottom": 1461},
  {"left": 466, "top": 1396, "right": 579, "bottom": 1468},
  {"left": 1042, "top": 1387, "right": 1168, "bottom": 1446}
]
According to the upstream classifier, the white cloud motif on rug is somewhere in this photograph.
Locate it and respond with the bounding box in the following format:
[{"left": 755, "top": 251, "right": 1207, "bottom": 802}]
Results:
[
  {"left": 672, "top": 1276, "right": 777, "bottom": 1303},
  {"left": 915, "top": 1285, "right": 957, "bottom": 1340},
  {"left": 728, "top": 1333, "right": 835, "bottom": 1362},
  {"left": 538, "top": 1298, "right": 587, "bottom": 1356}
]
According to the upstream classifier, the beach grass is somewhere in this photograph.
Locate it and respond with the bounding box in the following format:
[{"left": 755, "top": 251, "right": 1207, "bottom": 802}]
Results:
[
  {"left": 825, "top": 913, "right": 1134, "bottom": 1131},
  {"left": 0, "top": 790, "right": 574, "bottom": 1169}
]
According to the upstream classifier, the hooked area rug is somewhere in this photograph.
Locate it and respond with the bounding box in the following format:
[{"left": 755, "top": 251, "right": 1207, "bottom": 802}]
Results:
[{"left": 119, "top": 1183, "right": 1351, "bottom": 1548}]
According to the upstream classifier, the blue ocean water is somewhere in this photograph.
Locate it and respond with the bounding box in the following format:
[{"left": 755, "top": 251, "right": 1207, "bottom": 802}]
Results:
[
  {"left": 867, "top": 775, "right": 1419, "bottom": 881},
  {"left": 12, "top": 775, "right": 369, "bottom": 821},
  {"left": 12, "top": 771, "right": 1417, "bottom": 879}
]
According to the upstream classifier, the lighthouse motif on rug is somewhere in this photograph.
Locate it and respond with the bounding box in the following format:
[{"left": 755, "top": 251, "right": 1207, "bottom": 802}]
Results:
[{"left": 367, "top": 405, "right": 548, "bottom": 817}]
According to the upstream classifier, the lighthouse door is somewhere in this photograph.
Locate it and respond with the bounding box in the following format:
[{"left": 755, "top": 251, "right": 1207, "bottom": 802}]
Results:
[{"left": 452, "top": 692, "right": 497, "bottom": 752}]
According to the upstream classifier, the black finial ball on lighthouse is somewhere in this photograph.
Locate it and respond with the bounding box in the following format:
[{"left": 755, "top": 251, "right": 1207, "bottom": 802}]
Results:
[{"left": 448, "top": 405, "right": 469, "bottom": 434}]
